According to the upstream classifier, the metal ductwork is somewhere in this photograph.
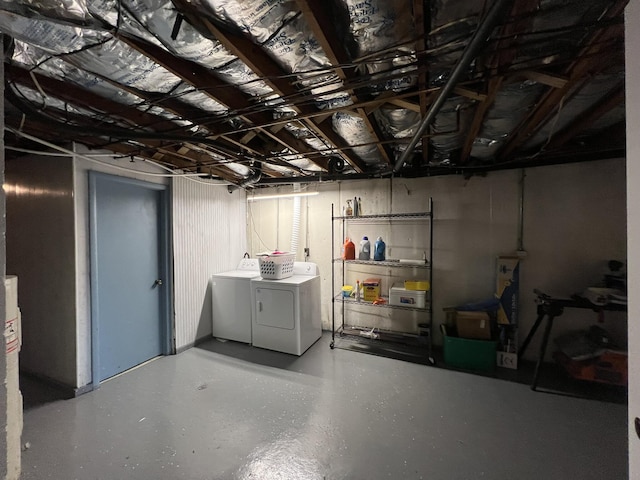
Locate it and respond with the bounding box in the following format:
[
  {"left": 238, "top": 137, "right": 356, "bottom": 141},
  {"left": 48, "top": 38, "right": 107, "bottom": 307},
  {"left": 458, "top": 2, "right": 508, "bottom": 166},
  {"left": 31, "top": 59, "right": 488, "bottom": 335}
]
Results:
[{"left": 238, "top": 164, "right": 263, "bottom": 188}]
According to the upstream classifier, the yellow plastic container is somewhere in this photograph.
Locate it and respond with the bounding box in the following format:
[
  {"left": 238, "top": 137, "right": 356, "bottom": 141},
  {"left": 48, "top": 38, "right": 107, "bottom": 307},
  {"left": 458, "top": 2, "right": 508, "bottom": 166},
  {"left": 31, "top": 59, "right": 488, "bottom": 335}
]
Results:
[
  {"left": 404, "top": 280, "right": 430, "bottom": 291},
  {"left": 341, "top": 285, "right": 354, "bottom": 297}
]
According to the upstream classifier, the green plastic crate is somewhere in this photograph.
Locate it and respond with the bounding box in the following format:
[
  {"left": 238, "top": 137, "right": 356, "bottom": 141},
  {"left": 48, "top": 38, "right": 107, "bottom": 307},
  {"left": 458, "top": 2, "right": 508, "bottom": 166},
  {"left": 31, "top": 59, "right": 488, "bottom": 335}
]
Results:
[{"left": 443, "top": 333, "right": 497, "bottom": 371}]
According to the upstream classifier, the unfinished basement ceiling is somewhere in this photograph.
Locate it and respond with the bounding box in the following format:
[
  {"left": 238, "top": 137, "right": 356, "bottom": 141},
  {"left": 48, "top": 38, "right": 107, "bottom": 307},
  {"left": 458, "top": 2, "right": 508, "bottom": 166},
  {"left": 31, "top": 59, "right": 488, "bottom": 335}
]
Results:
[{"left": 1, "top": 0, "right": 627, "bottom": 186}]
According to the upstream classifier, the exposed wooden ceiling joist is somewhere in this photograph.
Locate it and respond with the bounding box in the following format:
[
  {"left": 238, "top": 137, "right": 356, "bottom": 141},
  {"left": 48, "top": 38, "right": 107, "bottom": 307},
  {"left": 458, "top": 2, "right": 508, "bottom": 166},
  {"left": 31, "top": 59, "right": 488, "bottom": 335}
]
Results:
[
  {"left": 5, "top": 113, "right": 247, "bottom": 182},
  {"left": 118, "top": 34, "right": 323, "bottom": 168},
  {"left": 295, "top": 0, "right": 394, "bottom": 166},
  {"left": 95, "top": 140, "right": 247, "bottom": 183},
  {"left": 414, "top": 0, "right": 430, "bottom": 167},
  {"left": 209, "top": 83, "right": 470, "bottom": 141},
  {"left": 498, "top": 0, "right": 628, "bottom": 161},
  {"left": 518, "top": 70, "right": 569, "bottom": 89},
  {"left": 7, "top": 64, "right": 178, "bottom": 132},
  {"left": 546, "top": 84, "right": 625, "bottom": 151},
  {"left": 171, "top": 2, "right": 368, "bottom": 173},
  {"left": 460, "top": 0, "right": 540, "bottom": 164},
  {"left": 2, "top": 0, "right": 627, "bottom": 182},
  {"left": 6, "top": 64, "right": 263, "bottom": 180}
]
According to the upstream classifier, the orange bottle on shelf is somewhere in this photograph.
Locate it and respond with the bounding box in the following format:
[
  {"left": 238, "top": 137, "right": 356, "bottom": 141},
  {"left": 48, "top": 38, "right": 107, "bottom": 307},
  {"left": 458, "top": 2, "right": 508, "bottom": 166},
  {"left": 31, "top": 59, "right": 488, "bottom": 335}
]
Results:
[{"left": 342, "top": 238, "right": 356, "bottom": 260}]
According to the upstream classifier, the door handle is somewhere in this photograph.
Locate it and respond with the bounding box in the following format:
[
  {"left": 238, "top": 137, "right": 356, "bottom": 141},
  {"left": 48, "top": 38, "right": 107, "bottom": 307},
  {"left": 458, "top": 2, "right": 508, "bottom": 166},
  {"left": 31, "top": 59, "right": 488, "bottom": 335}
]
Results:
[
  {"left": 258, "top": 301, "right": 263, "bottom": 312},
  {"left": 153, "top": 279, "right": 163, "bottom": 288}
]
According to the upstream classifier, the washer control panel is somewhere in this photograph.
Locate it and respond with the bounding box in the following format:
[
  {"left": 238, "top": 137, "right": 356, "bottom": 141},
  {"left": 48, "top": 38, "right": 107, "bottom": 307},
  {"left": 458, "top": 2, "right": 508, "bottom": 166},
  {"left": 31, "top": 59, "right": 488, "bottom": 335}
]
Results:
[{"left": 237, "top": 258, "right": 260, "bottom": 271}]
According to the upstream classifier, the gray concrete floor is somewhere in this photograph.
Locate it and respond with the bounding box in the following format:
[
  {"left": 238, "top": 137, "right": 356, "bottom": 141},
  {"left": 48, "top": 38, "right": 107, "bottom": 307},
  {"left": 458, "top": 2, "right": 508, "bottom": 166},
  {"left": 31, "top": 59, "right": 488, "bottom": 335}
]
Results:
[{"left": 20, "top": 333, "right": 627, "bottom": 479}]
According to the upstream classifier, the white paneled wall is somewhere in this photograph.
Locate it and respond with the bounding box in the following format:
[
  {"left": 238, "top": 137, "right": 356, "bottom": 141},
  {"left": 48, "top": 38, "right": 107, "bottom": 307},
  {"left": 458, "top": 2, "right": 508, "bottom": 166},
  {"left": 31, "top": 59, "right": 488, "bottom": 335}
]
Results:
[{"left": 172, "top": 179, "right": 247, "bottom": 350}]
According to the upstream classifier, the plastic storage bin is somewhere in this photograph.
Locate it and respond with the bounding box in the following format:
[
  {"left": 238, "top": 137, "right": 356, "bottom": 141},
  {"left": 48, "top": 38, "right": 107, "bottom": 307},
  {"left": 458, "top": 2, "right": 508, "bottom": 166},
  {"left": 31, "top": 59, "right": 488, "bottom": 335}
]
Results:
[
  {"left": 442, "top": 328, "right": 497, "bottom": 371},
  {"left": 258, "top": 253, "right": 295, "bottom": 279}
]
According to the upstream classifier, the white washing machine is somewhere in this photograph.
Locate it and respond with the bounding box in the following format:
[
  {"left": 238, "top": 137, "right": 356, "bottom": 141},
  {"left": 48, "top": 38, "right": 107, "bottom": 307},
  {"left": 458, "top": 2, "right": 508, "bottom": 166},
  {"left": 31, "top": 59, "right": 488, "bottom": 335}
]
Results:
[
  {"left": 250, "top": 262, "right": 321, "bottom": 355},
  {"left": 210, "top": 258, "right": 261, "bottom": 343}
]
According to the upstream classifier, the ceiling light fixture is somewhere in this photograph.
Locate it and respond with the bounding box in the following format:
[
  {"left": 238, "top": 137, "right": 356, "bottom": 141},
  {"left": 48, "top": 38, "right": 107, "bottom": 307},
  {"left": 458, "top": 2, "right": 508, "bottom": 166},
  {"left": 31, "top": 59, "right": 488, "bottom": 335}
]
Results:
[{"left": 247, "top": 191, "right": 319, "bottom": 201}]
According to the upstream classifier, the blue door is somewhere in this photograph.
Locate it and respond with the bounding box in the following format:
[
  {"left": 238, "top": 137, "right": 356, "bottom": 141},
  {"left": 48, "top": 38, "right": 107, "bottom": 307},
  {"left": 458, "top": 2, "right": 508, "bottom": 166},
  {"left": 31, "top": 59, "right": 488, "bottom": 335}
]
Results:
[{"left": 90, "top": 173, "right": 171, "bottom": 383}]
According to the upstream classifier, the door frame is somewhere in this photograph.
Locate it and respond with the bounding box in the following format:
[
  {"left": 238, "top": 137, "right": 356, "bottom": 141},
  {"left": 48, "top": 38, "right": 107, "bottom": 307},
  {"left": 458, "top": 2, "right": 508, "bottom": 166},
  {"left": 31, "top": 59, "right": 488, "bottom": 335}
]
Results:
[{"left": 88, "top": 172, "right": 173, "bottom": 386}]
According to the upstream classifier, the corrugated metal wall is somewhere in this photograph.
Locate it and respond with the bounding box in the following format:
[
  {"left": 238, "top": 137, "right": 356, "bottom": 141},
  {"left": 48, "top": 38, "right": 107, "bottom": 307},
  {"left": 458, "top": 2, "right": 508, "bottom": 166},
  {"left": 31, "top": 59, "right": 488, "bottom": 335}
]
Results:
[{"left": 172, "top": 179, "right": 247, "bottom": 350}]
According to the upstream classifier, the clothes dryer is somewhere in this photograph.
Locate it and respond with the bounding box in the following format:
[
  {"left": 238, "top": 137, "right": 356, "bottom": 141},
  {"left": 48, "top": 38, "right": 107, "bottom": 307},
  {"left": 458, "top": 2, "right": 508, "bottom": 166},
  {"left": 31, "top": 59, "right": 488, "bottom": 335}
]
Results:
[
  {"left": 250, "top": 262, "right": 321, "bottom": 355},
  {"left": 210, "top": 258, "right": 260, "bottom": 343}
]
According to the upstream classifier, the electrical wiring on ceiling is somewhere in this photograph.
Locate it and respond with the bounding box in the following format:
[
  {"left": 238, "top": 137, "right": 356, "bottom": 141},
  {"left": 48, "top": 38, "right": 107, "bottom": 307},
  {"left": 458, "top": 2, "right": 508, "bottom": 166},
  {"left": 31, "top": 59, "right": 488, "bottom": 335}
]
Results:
[
  {"left": 5, "top": 126, "right": 233, "bottom": 184},
  {"left": 1, "top": 0, "right": 626, "bottom": 184}
]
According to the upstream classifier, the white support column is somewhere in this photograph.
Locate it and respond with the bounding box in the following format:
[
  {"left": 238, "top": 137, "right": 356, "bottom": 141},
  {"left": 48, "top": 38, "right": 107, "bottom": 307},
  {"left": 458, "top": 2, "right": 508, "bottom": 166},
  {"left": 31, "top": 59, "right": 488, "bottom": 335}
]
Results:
[
  {"left": 1, "top": 35, "right": 22, "bottom": 480},
  {"left": 626, "top": 2, "right": 640, "bottom": 478},
  {"left": 0, "top": 34, "right": 11, "bottom": 479},
  {"left": 3, "top": 278, "right": 20, "bottom": 480}
]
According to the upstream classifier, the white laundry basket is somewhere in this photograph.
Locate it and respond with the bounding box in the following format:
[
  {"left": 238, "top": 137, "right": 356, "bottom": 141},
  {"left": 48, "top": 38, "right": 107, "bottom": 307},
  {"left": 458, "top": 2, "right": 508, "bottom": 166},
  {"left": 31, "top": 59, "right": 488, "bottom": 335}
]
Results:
[{"left": 258, "top": 253, "right": 295, "bottom": 279}]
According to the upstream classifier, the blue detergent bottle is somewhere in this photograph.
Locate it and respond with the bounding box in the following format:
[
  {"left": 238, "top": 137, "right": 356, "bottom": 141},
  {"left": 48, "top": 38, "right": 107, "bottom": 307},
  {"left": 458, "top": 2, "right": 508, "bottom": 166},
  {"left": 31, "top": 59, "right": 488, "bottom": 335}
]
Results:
[{"left": 374, "top": 236, "right": 385, "bottom": 261}]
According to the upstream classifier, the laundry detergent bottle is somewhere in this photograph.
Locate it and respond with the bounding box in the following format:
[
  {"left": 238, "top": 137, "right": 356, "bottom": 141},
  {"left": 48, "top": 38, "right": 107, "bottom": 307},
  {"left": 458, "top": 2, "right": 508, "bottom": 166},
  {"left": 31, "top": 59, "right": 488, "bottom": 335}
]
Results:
[
  {"left": 374, "top": 236, "right": 386, "bottom": 261},
  {"left": 359, "top": 236, "right": 371, "bottom": 260},
  {"left": 342, "top": 237, "right": 356, "bottom": 260}
]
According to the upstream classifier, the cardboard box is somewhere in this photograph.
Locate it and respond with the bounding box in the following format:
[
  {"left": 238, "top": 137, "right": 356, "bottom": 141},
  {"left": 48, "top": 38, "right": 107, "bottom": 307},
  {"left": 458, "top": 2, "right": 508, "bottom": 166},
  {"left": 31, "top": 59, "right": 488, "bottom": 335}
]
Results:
[
  {"left": 496, "top": 256, "right": 519, "bottom": 325},
  {"left": 455, "top": 311, "right": 491, "bottom": 340},
  {"left": 363, "top": 278, "right": 381, "bottom": 302}
]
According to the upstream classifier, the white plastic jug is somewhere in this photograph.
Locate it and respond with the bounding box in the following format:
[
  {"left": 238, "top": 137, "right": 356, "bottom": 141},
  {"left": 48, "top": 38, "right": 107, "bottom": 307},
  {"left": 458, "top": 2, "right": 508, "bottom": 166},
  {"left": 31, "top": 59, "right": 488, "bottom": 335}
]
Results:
[{"left": 359, "top": 236, "right": 371, "bottom": 260}]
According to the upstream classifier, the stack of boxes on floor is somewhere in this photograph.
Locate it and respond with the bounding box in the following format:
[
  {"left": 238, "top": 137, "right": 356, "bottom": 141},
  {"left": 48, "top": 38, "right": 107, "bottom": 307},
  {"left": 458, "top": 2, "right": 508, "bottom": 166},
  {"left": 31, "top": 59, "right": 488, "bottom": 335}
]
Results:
[{"left": 442, "top": 257, "right": 519, "bottom": 371}]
